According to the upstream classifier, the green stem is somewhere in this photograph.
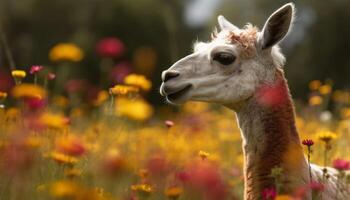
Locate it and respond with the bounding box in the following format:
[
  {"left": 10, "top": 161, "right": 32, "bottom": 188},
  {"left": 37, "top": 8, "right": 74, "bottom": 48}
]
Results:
[
  {"left": 34, "top": 74, "right": 37, "bottom": 85},
  {"left": 307, "top": 146, "right": 312, "bottom": 182}
]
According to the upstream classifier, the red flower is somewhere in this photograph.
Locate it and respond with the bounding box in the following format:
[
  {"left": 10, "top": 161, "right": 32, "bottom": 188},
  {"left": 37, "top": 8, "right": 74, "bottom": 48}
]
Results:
[
  {"left": 30, "top": 65, "right": 44, "bottom": 74},
  {"left": 96, "top": 37, "right": 125, "bottom": 58},
  {"left": 332, "top": 159, "right": 350, "bottom": 171},
  {"left": 262, "top": 188, "right": 277, "bottom": 200},
  {"left": 302, "top": 139, "right": 314, "bottom": 147},
  {"left": 25, "top": 97, "right": 47, "bottom": 110}
]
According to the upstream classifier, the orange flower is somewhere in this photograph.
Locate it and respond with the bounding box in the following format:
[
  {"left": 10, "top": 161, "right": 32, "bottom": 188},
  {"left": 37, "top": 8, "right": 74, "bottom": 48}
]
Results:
[
  {"left": 11, "top": 83, "right": 47, "bottom": 99},
  {"left": 49, "top": 43, "right": 84, "bottom": 62},
  {"left": 49, "top": 151, "right": 78, "bottom": 165}
]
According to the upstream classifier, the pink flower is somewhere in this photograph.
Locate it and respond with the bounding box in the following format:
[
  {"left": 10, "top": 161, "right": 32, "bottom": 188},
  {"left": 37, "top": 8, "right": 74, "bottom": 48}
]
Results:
[
  {"left": 47, "top": 72, "right": 56, "bottom": 80},
  {"left": 309, "top": 181, "right": 325, "bottom": 192},
  {"left": 302, "top": 139, "right": 314, "bottom": 147},
  {"left": 332, "top": 159, "right": 350, "bottom": 171},
  {"left": 180, "top": 161, "right": 228, "bottom": 200},
  {"left": 30, "top": 65, "right": 43, "bottom": 74},
  {"left": 96, "top": 37, "right": 125, "bottom": 58},
  {"left": 262, "top": 188, "right": 277, "bottom": 200},
  {"left": 164, "top": 120, "right": 174, "bottom": 128}
]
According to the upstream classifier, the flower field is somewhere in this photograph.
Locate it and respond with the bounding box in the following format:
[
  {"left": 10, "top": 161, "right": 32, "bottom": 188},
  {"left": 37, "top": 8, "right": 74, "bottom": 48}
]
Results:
[{"left": 0, "top": 39, "right": 350, "bottom": 200}]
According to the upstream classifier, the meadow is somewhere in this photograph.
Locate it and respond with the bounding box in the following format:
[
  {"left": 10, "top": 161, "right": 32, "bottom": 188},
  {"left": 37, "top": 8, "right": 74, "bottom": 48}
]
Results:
[{"left": 0, "top": 40, "right": 350, "bottom": 200}]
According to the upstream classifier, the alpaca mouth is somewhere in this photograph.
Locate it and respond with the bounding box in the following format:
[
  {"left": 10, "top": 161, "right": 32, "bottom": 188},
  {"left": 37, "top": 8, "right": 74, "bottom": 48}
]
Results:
[{"left": 165, "top": 84, "right": 192, "bottom": 103}]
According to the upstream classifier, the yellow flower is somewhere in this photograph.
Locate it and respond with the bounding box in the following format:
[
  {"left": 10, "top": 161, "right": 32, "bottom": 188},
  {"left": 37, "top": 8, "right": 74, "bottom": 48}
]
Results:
[
  {"left": 49, "top": 151, "right": 78, "bottom": 165},
  {"left": 318, "top": 131, "right": 337, "bottom": 143},
  {"left": 309, "top": 80, "right": 321, "bottom": 91},
  {"left": 309, "top": 95, "right": 322, "bottom": 106},
  {"left": 109, "top": 84, "right": 139, "bottom": 96},
  {"left": 131, "top": 184, "right": 153, "bottom": 194},
  {"left": 64, "top": 168, "right": 82, "bottom": 178},
  {"left": 0, "top": 91, "right": 7, "bottom": 101},
  {"left": 11, "top": 83, "right": 47, "bottom": 99},
  {"left": 50, "top": 180, "right": 79, "bottom": 198},
  {"left": 11, "top": 70, "right": 26, "bottom": 78},
  {"left": 40, "top": 112, "right": 68, "bottom": 129},
  {"left": 93, "top": 90, "right": 109, "bottom": 106},
  {"left": 49, "top": 43, "right": 84, "bottom": 62},
  {"left": 275, "top": 195, "right": 293, "bottom": 200},
  {"left": 198, "top": 150, "right": 210, "bottom": 160},
  {"left": 115, "top": 97, "right": 153, "bottom": 121},
  {"left": 319, "top": 84, "right": 332, "bottom": 95},
  {"left": 164, "top": 186, "right": 182, "bottom": 199},
  {"left": 124, "top": 74, "right": 152, "bottom": 91}
]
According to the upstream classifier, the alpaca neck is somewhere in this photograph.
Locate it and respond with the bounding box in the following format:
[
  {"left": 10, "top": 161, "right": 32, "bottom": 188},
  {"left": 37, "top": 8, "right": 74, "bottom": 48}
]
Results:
[{"left": 230, "top": 72, "right": 309, "bottom": 200}]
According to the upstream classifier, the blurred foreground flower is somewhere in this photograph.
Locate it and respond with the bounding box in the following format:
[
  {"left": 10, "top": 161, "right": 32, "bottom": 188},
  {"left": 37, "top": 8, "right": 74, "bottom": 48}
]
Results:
[
  {"left": 275, "top": 195, "right": 293, "bottom": 200},
  {"left": 50, "top": 180, "right": 79, "bottom": 198},
  {"left": 101, "top": 148, "right": 127, "bottom": 175},
  {"left": 165, "top": 186, "right": 182, "bottom": 200},
  {"left": 262, "top": 187, "right": 277, "bottom": 200},
  {"left": 332, "top": 159, "right": 350, "bottom": 171},
  {"left": 96, "top": 37, "right": 124, "bottom": 58},
  {"left": 49, "top": 151, "right": 78, "bottom": 165},
  {"left": 55, "top": 135, "right": 86, "bottom": 157},
  {"left": 179, "top": 161, "right": 228, "bottom": 200},
  {"left": 124, "top": 74, "right": 152, "bottom": 91},
  {"left": 11, "top": 83, "right": 47, "bottom": 99},
  {"left": 49, "top": 43, "right": 84, "bottom": 62},
  {"left": 40, "top": 112, "right": 69, "bottom": 129}
]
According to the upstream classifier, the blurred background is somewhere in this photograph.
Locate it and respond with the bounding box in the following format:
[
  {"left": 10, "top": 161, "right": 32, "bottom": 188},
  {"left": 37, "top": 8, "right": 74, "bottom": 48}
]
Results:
[{"left": 0, "top": 0, "right": 350, "bottom": 106}]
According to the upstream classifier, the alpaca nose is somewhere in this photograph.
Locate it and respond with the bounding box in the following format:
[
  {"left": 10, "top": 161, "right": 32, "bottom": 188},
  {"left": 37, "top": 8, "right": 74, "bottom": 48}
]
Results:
[{"left": 162, "top": 70, "right": 180, "bottom": 82}]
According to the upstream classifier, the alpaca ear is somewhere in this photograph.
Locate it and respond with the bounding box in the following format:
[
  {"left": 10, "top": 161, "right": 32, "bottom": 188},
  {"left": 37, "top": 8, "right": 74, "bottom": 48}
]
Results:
[
  {"left": 258, "top": 3, "right": 295, "bottom": 50},
  {"left": 218, "top": 15, "right": 240, "bottom": 32}
]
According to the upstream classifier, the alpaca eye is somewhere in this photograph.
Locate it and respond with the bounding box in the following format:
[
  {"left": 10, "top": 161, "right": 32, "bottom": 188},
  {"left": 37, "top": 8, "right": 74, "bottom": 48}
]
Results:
[{"left": 213, "top": 52, "right": 236, "bottom": 65}]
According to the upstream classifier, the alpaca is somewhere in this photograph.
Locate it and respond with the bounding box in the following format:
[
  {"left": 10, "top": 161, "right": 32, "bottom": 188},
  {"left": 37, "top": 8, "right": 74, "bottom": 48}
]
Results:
[{"left": 160, "top": 3, "right": 350, "bottom": 200}]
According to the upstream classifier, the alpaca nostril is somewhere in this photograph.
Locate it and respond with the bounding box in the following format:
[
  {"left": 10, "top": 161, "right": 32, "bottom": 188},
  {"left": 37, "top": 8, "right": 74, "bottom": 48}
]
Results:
[{"left": 163, "top": 71, "right": 180, "bottom": 82}]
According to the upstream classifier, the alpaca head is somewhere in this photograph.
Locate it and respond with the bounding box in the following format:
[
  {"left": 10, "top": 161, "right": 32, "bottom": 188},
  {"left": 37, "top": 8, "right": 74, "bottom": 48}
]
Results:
[{"left": 160, "top": 3, "right": 295, "bottom": 108}]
